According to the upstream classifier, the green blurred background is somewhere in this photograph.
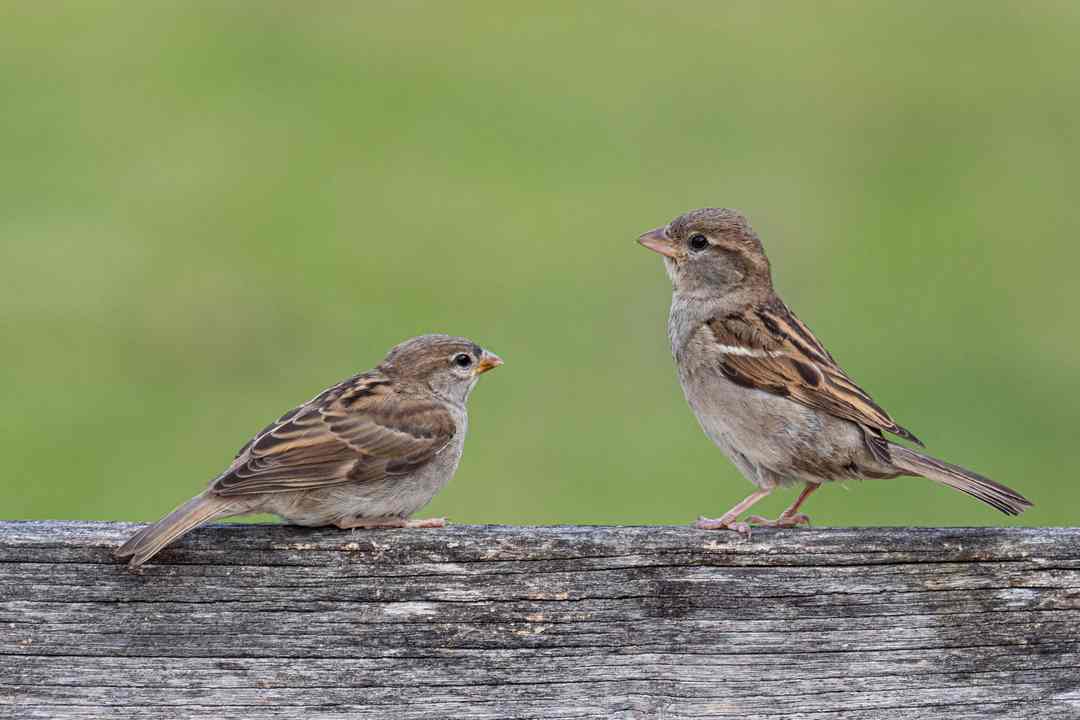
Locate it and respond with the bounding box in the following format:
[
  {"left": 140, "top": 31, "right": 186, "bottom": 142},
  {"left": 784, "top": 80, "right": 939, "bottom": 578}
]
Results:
[{"left": 3, "top": 2, "right": 1077, "bottom": 528}]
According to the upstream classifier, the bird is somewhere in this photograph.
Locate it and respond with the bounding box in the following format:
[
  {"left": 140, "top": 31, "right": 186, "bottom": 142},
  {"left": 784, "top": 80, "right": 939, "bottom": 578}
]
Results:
[
  {"left": 115, "top": 334, "right": 503, "bottom": 568},
  {"left": 638, "top": 208, "right": 1031, "bottom": 534}
]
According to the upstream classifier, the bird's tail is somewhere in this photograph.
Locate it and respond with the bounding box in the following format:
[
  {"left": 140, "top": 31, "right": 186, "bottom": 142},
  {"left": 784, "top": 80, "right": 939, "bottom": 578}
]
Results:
[
  {"left": 115, "top": 492, "right": 234, "bottom": 568},
  {"left": 888, "top": 443, "right": 1032, "bottom": 516}
]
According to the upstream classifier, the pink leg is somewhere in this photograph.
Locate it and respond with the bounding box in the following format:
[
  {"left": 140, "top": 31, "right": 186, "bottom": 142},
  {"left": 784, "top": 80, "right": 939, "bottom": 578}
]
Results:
[
  {"left": 746, "top": 482, "right": 820, "bottom": 528},
  {"left": 335, "top": 517, "right": 447, "bottom": 530},
  {"left": 695, "top": 488, "right": 774, "bottom": 536}
]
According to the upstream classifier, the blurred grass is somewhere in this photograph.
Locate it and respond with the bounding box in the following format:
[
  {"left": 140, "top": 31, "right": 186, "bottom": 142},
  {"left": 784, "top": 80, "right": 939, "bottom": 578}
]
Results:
[{"left": 2, "top": 1, "right": 1077, "bottom": 528}]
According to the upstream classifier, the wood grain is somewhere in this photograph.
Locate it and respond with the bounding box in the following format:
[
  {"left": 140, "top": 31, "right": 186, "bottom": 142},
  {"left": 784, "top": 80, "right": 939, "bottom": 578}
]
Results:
[{"left": 2, "top": 522, "right": 1078, "bottom": 719}]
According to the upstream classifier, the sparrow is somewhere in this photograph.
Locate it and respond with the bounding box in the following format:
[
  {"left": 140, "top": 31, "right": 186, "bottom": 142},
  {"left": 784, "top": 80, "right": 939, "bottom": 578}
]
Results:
[
  {"left": 116, "top": 334, "right": 503, "bottom": 568},
  {"left": 638, "top": 208, "right": 1031, "bottom": 533}
]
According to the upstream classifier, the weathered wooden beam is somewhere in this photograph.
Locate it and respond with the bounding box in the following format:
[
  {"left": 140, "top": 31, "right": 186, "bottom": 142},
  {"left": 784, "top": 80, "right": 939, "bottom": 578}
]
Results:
[{"left": 2, "top": 521, "right": 1078, "bottom": 719}]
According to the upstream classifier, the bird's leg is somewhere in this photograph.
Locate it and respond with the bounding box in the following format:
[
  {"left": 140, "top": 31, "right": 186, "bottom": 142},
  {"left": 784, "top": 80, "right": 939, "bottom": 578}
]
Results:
[
  {"left": 403, "top": 517, "right": 447, "bottom": 528},
  {"left": 695, "top": 488, "right": 774, "bottom": 536},
  {"left": 746, "top": 482, "right": 819, "bottom": 528},
  {"left": 335, "top": 517, "right": 447, "bottom": 530}
]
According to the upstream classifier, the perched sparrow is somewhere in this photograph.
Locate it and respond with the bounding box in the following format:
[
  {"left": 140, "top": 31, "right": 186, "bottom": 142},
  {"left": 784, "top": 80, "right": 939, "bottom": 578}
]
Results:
[
  {"left": 639, "top": 208, "right": 1031, "bottom": 533},
  {"left": 116, "top": 334, "right": 503, "bottom": 567}
]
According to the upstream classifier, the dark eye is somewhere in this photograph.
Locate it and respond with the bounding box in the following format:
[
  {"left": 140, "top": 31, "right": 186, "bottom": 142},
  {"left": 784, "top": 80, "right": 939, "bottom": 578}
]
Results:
[
  {"left": 453, "top": 353, "right": 473, "bottom": 368},
  {"left": 688, "top": 234, "right": 709, "bottom": 252}
]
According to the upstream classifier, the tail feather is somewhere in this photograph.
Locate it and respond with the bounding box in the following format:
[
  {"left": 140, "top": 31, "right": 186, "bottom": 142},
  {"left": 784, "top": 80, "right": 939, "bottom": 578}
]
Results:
[
  {"left": 115, "top": 493, "right": 233, "bottom": 568},
  {"left": 888, "top": 444, "right": 1032, "bottom": 516}
]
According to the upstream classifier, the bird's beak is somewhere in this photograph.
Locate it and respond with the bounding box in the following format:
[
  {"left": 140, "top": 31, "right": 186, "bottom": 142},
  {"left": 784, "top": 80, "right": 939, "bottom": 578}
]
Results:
[
  {"left": 638, "top": 226, "right": 678, "bottom": 258},
  {"left": 475, "top": 351, "right": 504, "bottom": 375}
]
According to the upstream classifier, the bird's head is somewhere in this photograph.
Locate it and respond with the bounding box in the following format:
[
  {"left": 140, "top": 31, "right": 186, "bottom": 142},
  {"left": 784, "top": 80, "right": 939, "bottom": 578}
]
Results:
[
  {"left": 638, "top": 208, "right": 772, "bottom": 298},
  {"left": 380, "top": 334, "right": 503, "bottom": 405}
]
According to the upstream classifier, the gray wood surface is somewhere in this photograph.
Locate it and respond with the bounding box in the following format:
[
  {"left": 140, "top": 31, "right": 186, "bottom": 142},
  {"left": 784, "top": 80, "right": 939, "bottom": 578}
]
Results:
[{"left": 1, "top": 521, "right": 1078, "bottom": 719}]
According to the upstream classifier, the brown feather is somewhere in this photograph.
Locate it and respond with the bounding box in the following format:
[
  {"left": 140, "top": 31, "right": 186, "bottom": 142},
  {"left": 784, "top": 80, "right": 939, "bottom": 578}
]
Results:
[
  {"left": 211, "top": 371, "right": 456, "bottom": 497},
  {"left": 889, "top": 444, "right": 1032, "bottom": 515},
  {"left": 114, "top": 492, "right": 234, "bottom": 568},
  {"left": 708, "top": 298, "right": 924, "bottom": 448}
]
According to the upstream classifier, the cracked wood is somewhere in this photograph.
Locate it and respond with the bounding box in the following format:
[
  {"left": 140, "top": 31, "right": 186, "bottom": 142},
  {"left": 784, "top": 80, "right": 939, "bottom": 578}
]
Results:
[{"left": 1, "top": 522, "right": 1079, "bottom": 719}]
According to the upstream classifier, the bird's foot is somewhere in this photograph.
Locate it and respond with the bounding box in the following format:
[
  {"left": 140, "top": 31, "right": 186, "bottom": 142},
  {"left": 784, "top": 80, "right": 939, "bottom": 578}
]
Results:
[
  {"left": 335, "top": 517, "right": 447, "bottom": 530},
  {"left": 744, "top": 513, "right": 811, "bottom": 529},
  {"left": 403, "top": 517, "right": 447, "bottom": 529},
  {"left": 695, "top": 512, "right": 810, "bottom": 536},
  {"left": 694, "top": 516, "right": 753, "bottom": 538}
]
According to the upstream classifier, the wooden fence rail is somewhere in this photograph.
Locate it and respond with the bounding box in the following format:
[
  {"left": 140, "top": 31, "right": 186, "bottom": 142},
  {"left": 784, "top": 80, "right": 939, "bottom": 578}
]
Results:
[{"left": 2, "top": 521, "right": 1078, "bottom": 719}]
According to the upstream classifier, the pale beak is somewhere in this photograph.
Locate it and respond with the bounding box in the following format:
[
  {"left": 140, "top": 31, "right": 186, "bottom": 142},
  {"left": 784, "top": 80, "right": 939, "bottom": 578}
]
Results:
[
  {"left": 638, "top": 226, "right": 678, "bottom": 258},
  {"left": 475, "top": 351, "right": 504, "bottom": 375}
]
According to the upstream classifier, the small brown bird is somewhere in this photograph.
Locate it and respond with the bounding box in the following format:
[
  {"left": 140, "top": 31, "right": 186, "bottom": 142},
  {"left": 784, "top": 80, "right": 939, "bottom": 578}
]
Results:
[
  {"left": 639, "top": 208, "right": 1031, "bottom": 533},
  {"left": 116, "top": 334, "right": 503, "bottom": 567}
]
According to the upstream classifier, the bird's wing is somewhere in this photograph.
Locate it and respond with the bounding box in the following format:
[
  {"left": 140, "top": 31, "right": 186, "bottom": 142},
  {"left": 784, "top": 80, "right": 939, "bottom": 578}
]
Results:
[
  {"left": 706, "top": 300, "right": 923, "bottom": 446},
  {"left": 211, "top": 372, "right": 457, "bottom": 496}
]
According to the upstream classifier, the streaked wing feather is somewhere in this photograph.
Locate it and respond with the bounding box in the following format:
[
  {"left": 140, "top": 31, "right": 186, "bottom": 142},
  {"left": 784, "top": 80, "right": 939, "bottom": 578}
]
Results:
[
  {"left": 212, "top": 372, "right": 457, "bottom": 496},
  {"left": 709, "top": 302, "right": 923, "bottom": 445}
]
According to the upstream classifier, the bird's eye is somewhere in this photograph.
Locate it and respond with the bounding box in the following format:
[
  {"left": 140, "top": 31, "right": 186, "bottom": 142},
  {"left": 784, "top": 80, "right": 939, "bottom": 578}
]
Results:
[
  {"left": 453, "top": 353, "right": 473, "bottom": 368},
  {"left": 688, "top": 234, "right": 709, "bottom": 252}
]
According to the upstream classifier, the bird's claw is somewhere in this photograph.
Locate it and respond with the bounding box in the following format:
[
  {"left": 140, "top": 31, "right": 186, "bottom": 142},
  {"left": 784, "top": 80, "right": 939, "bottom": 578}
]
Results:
[
  {"left": 694, "top": 516, "right": 753, "bottom": 538},
  {"left": 404, "top": 517, "right": 447, "bottom": 528},
  {"left": 695, "top": 511, "right": 811, "bottom": 536},
  {"left": 336, "top": 516, "right": 448, "bottom": 530},
  {"left": 744, "top": 513, "right": 812, "bottom": 529}
]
